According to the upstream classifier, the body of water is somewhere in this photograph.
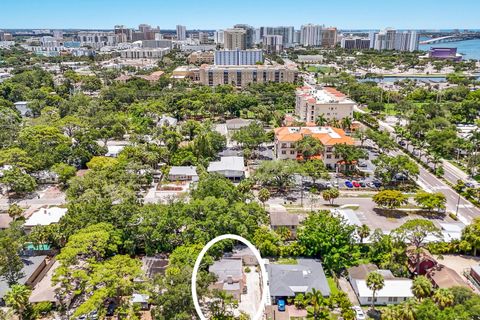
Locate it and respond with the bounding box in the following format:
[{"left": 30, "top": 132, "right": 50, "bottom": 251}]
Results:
[{"left": 419, "top": 37, "right": 480, "bottom": 61}]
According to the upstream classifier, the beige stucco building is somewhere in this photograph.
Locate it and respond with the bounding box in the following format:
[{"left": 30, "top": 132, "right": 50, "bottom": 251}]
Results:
[{"left": 295, "top": 85, "right": 355, "bottom": 123}]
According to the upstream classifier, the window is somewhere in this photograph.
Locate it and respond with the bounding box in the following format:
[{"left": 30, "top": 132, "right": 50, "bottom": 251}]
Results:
[
  {"left": 281, "top": 150, "right": 286, "bottom": 154},
  {"left": 290, "top": 150, "right": 295, "bottom": 154},
  {"left": 367, "top": 297, "right": 372, "bottom": 302},
  {"left": 326, "top": 154, "right": 331, "bottom": 159},
  {"left": 281, "top": 143, "right": 287, "bottom": 148},
  {"left": 326, "top": 147, "right": 333, "bottom": 152},
  {"left": 388, "top": 297, "right": 393, "bottom": 302},
  {"left": 335, "top": 155, "right": 340, "bottom": 159},
  {"left": 393, "top": 297, "right": 398, "bottom": 302}
]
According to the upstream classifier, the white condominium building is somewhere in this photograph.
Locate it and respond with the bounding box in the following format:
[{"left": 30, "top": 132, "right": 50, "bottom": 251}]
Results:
[
  {"left": 295, "top": 85, "right": 355, "bottom": 123},
  {"left": 300, "top": 24, "right": 323, "bottom": 47},
  {"left": 176, "top": 25, "right": 187, "bottom": 41},
  {"left": 214, "top": 49, "right": 263, "bottom": 65}
]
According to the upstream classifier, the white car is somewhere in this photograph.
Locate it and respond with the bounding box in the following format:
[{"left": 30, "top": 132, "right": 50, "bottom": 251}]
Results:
[{"left": 352, "top": 306, "right": 366, "bottom": 320}]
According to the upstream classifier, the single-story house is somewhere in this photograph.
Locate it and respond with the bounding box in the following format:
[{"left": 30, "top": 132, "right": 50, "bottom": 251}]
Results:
[
  {"left": 348, "top": 264, "right": 414, "bottom": 306},
  {"left": 231, "top": 246, "right": 258, "bottom": 266},
  {"left": 141, "top": 255, "right": 169, "bottom": 279},
  {"left": 23, "top": 207, "right": 67, "bottom": 233},
  {"left": 427, "top": 264, "right": 469, "bottom": 289},
  {"left": 269, "top": 212, "right": 299, "bottom": 238},
  {"left": 105, "top": 145, "right": 125, "bottom": 157},
  {"left": 267, "top": 259, "right": 330, "bottom": 304},
  {"left": 406, "top": 247, "right": 468, "bottom": 289},
  {"left": 0, "top": 256, "right": 49, "bottom": 304},
  {"left": 157, "top": 115, "right": 177, "bottom": 127},
  {"left": 209, "top": 257, "right": 245, "bottom": 301},
  {"left": 31, "top": 170, "right": 59, "bottom": 184},
  {"left": 131, "top": 293, "right": 149, "bottom": 310},
  {"left": 226, "top": 118, "right": 256, "bottom": 131},
  {"left": 14, "top": 101, "right": 32, "bottom": 117},
  {"left": 168, "top": 166, "right": 198, "bottom": 182},
  {"left": 207, "top": 156, "right": 245, "bottom": 180}
]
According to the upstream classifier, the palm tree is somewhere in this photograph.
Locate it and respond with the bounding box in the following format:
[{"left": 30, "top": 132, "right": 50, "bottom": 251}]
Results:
[
  {"left": 411, "top": 275, "right": 432, "bottom": 300},
  {"left": 397, "top": 300, "right": 416, "bottom": 320},
  {"left": 433, "top": 288, "right": 454, "bottom": 309},
  {"left": 431, "top": 153, "right": 442, "bottom": 173},
  {"left": 366, "top": 271, "right": 385, "bottom": 311},
  {"left": 4, "top": 284, "right": 31, "bottom": 320},
  {"left": 356, "top": 224, "right": 371, "bottom": 244},
  {"left": 328, "top": 118, "right": 341, "bottom": 128},
  {"left": 315, "top": 114, "right": 327, "bottom": 127},
  {"left": 258, "top": 188, "right": 270, "bottom": 209},
  {"left": 341, "top": 116, "right": 353, "bottom": 132},
  {"left": 305, "top": 288, "right": 329, "bottom": 319},
  {"left": 381, "top": 305, "right": 399, "bottom": 320}
]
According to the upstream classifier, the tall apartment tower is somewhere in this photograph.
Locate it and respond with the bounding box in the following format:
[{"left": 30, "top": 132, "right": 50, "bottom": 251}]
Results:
[
  {"left": 176, "top": 25, "right": 187, "bottom": 41},
  {"left": 224, "top": 28, "right": 247, "bottom": 50},
  {"left": 214, "top": 30, "right": 224, "bottom": 44},
  {"left": 260, "top": 26, "right": 294, "bottom": 47},
  {"left": 321, "top": 28, "right": 338, "bottom": 48},
  {"left": 233, "top": 24, "right": 254, "bottom": 48},
  {"left": 300, "top": 24, "right": 323, "bottom": 47}
]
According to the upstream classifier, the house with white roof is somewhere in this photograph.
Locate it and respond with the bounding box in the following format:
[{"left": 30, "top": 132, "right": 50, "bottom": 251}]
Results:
[
  {"left": 24, "top": 207, "right": 67, "bottom": 232},
  {"left": 207, "top": 156, "right": 245, "bottom": 180},
  {"left": 105, "top": 145, "right": 125, "bottom": 157},
  {"left": 168, "top": 166, "right": 198, "bottom": 181},
  {"left": 14, "top": 101, "right": 32, "bottom": 117},
  {"left": 348, "top": 264, "right": 413, "bottom": 306}
]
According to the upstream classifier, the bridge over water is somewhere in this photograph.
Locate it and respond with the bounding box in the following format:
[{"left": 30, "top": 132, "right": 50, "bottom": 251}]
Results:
[{"left": 420, "top": 33, "right": 480, "bottom": 45}]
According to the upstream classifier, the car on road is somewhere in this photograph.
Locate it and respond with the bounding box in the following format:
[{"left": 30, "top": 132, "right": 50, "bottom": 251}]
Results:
[
  {"left": 399, "top": 140, "right": 406, "bottom": 146},
  {"left": 358, "top": 161, "right": 368, "bottom": 167},
  {"left": 345, "top": 180, "right": 353, "bottom": 188},
  {"left": 278, "top": 299, "right": 286, "bottom": 312},
  {"left": 352, "top": 181, "right": 361, "bottom": 188},
  {"left": 359, "top": 181, "right": 366, "bottom": 188},
  {"left": 352, "top": 306, "right": 366, "bottom": 320}
]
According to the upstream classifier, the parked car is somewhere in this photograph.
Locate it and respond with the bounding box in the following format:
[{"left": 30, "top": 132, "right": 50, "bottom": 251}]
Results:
[
  {"left": 352, "top": 306, "right": 366, "bottom": 320},
  {"left": 286, "top": 196, "right": 297, "bottom": 202},
  {"left": 399, "top": 140, "right": 406, "bottom": 146},
  {"left": 352, "top": 181, "right": 360, "bottom": 188},
  {"left": 278, "top": 299, "right": 286, "bottom": 312},
  {"left": 345, "top": 180, "right": 353, "bottom": 188},
  {"left": 372, "top": 180, "right": 382, "bottom": 188},
  {"left": 359, "top": 181, "right": 366, "bottom": 187},
  {"left": 324, "top": 182, "right": 333, "bottom": 188}
]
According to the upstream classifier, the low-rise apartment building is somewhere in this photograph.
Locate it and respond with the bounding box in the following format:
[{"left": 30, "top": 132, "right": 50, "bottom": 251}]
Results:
[
  {"left": 199, "top": 64, "right": 298, "bottom": 87},
  {"left": 188, "top": 51, "right": 214, "bottom": 64},
  {"left": 274, "top": 126, "right": 354, "bottom": 169},
  {"left": 295, "top": 85, "right": 355, "bottom": 122}
]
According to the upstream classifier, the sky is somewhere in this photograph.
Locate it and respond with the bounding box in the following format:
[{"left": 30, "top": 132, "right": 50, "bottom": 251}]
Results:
[{"left": 1, "top": 0, "right": 480, "bottom": 30}]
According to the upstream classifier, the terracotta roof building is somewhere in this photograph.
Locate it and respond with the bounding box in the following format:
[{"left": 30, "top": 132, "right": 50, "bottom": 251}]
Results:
[{"left": 274, "top": 126, "right": 354, "bottom": 169}]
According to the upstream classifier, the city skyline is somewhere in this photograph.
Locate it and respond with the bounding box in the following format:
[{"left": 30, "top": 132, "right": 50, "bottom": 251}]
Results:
[{"left": 2, "top": 0, "right": 480, "bottom": 30}]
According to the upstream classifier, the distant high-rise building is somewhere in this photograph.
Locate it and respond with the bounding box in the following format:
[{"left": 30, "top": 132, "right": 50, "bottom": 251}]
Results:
[
  {"left": 233, "top": 24, "right": 254, "bottom": 48},
  {"left": 52, "top": 30, "right": 63, "bottom": 40},
  {"left": 114, "top": 25, "right": 132, "bottom": 42},
  {"left": 214, "top": 49, "right": 263, "bottom": 65},
  {"left": 369, "top": 29, "right": 418, "bottom": 52},
  {"left": 224, "top": 28, "right": 247, "bottom": 50},
  {"left": 300, "top": 24, "right": 323, "bottom": 47},
  {"left": 260, "top": 26, "right": 294, "bottom": 47},
  {"left": 214, "top": 30, "right": 224, "bottom": 44},
  {"left": 176, "top": 25, "right": 187, "bottom": 41},
  {"left": 321, "top": 28, "right": 338, "bottom": 48},
  {"left": 263, "top": 35, "right": 283, "bottom": 53},
  {"left": 341, "top": 37, "right": 370, "bottom": 50},
  {"left": 132, "top": 24, "right": 159, "bottom": 41},
  {"left": 294, "top": 30, "right": 301, "bottom": 44}
]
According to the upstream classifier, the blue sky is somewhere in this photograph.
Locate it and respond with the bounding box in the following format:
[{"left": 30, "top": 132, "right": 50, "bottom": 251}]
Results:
[{"left": 2, "top": 0, "right": 479, "bottom": 30}]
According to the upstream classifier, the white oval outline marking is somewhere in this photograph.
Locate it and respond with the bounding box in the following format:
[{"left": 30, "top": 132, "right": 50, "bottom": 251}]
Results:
[{"left": 191, "top": 234, "right": 268, "bottom": 320}]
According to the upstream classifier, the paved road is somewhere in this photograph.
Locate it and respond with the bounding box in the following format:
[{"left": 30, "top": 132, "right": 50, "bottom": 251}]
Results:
[{"left": 354, "top": 107, "right": 480, "bottom": 224}]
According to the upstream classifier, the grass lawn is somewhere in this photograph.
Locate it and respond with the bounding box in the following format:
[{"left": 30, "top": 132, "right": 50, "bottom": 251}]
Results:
[
  {"left": 276, "top": 257, "right": 298, "bottom": 265},
  {"left": 327, "top": 277, "right": 340, "bottom": 295}
]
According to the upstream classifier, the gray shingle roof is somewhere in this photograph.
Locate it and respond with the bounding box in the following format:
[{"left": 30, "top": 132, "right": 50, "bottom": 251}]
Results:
[{"left": 267, "top": 259, "right": 330, "bottom": 297}]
